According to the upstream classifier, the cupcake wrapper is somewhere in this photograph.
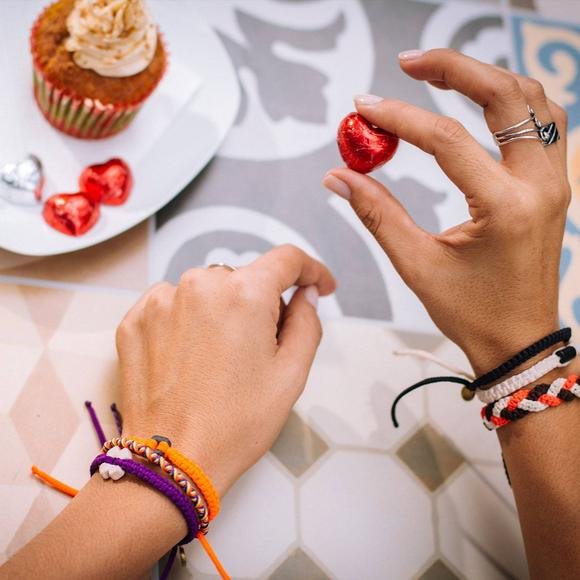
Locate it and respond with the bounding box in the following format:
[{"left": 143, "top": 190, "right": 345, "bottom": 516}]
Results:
[
  {"left": 32, "top": 64, "right": 142, "bottom": 139},
  {"left": 30, "top": 2, "right": 167, "bottom": 140}
]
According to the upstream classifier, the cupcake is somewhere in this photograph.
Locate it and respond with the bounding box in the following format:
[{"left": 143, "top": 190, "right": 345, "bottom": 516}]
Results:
[{"left": 30, "top": 0, "right": 167, "bottom": 139}]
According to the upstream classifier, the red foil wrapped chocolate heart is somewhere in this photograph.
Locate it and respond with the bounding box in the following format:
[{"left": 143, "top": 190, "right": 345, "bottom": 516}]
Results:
[
  {"left": 43, "top": 193, "right": 100, "bottom": 236},
  {"left": 79, "top": 158, "right": 132, "bottom": 205},
  {"left": 337, "top": 113, "right": 399, "bottom": 174}
]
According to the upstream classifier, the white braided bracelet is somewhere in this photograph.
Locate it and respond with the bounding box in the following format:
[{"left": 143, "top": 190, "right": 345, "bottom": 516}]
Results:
[
  {"left": 477, "top": 345, "right": 577, "bottom": 404},
  {"left": 482, "top": 376, "right": 580, "bottom": 430}
]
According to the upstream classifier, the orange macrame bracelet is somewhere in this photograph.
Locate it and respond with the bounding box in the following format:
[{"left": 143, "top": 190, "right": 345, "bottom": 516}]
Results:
[
  {"left": 131, "top": 436, "right": 221, "bottom": 520},
  {"left": 102, "top": 437, "right": 210, "bottom": 532}
]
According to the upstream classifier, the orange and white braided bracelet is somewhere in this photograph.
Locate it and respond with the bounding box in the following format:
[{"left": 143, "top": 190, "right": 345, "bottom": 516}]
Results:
[
  {"left": 102, "top": 436, "right": 212, "bottom": 532},
  {"left": 482, "top": 374, "right": 580, "bottom": 430}
]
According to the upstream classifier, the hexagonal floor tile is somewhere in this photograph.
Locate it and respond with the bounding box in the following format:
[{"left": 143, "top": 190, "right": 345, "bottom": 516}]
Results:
[
  {"left": 270, "top": 411, "right": 329, "bottom": 478},
  {"left": 426, "top": 340, "right": 504, "bottom": 463},
  {"left": 301, "top": 450, "right": 433, "bottom": 579},
  {"left": 187, "top": 454, "right": 296, "bottom": 578},
  {"left": 437, "top": 467, "right": 526, "bottom": 579},
  {"left": 269, "top": 547, "right": 330, "bottom": 579},
  {"left": 419, "top": 559, "right": 460, "bottom": 580},
  {"left": 396, "top": 423, "right": 464, "bottom": 492},
  {"left": 295, "top": 320, "right": 428, "bottom": 452}
]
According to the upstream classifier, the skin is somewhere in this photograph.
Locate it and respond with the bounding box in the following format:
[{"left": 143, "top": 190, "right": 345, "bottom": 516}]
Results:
[
  {"left": 2, "top": 49, "right": 577, "bottom": 579},
  {"left": 324, "top": 49, "right": 579, "bottom": 578}
]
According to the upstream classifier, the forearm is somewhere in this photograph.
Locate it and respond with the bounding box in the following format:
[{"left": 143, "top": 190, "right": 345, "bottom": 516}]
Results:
[
  {"left": 497, "top": 361, "right": 580, "bottom": 579},
  {"left": 0, "top": 475, "right": 185, "bottom": 580}
]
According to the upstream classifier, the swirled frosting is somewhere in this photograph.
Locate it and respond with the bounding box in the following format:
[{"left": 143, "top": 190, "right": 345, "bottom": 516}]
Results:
[{"left": 65, "top": 0, "right": 157, "bottom": 78}]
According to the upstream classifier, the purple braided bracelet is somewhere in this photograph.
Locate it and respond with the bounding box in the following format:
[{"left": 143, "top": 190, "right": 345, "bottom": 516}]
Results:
[{"left": 90, "top": 455, "right": 199, "bottom": 544}]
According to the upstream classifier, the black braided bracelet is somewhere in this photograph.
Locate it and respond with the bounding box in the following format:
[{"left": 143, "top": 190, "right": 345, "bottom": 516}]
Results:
[{"left": 470, "top": 327, "right": 572, "bottom": 392}]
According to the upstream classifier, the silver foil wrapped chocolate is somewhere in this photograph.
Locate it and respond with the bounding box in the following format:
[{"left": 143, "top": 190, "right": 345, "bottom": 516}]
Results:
[{"left": 0, "top": 155, "right": 44, "bottom": 205}]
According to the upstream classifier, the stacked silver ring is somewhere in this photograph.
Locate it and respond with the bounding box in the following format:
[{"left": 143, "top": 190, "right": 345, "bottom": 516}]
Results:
[{"left": 493, "top": 105, "right": 560, "bottom": 147}]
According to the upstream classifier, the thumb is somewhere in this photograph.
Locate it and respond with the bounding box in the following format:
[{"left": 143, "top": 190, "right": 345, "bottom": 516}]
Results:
[
  {"left": 323, "top": 167, "right": 435, "bottom": 281},
  {"left": 276, "top": 285, "right": 323, "bottom": 398}
]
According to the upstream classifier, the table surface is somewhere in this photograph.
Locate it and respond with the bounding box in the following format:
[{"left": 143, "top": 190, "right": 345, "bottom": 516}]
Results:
[{"left": 2, "top": 1, "right": 579, "bottom": 579}]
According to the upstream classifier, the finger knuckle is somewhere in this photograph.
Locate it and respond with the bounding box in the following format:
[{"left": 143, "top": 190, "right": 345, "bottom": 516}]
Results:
[
  {"left": 434, "top": 116, "right": 468, "bottom": 145},
  {"left": 503, "top": 194, "right": 541, "bottom": 234},
  {"left": 277, "top": 243, "right": 303, "bottom": 260},
  {"left": 144, "top": 290, "right": 168, "bottom": 314},
  {"left": 115, "top": 317, "right": 135, "bottom": 350},
  {"left": 492, "top": 75, "right": 522, "bottom": 101},
  {"left": 435, "top": 47, "right": 458, "bottom": 60},
  {"left": 227, "top": 275, "right": 262, "bottom": 308},
  {"left": 521, "top": 78, "right": 546, "bottom": 101},
  {"left": 359, "top": 203, "right": 384, "bottom": 239},
  {"left": 178, "top": 268, "right": 204, "bottom": 289}
]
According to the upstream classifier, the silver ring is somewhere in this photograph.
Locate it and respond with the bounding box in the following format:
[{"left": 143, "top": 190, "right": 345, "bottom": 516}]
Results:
[
  {"left": 207, "top": 262, "right": 237, "bottom": 272},
  {"left": 493, "top": 105, "right": 559, "bottom": 147},
  {"left": 538, "top": 121, "right": 560, "bottom": 146}
]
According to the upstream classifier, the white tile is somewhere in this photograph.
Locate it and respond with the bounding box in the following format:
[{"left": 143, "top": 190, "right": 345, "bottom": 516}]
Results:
[
  {"left": 301, "top": 450, "right": 433, "bottom": 579},
  {"left": 472, "top": 463, "right": 517, "bottom": 510},
  {"left": 437, "top": 467, "right": 527, "bottom": 579},
  {"left": 188, "top": 454, "right": 296, "bottom": 577},
  {"left": 426, "top": 341, "right": 503, "bottom": 463},
  {"left": 295, "top": 320, "right": 427, "bottom": 451}
]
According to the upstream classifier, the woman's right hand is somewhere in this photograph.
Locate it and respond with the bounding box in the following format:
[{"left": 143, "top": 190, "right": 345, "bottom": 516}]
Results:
[{"left": 324, "top": 49, "right": 571, "bottom": 374}]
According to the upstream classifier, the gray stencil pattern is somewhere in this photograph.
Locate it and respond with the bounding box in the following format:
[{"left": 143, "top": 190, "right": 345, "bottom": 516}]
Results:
[
  {"left": 220, "top": 10, "right": 346, "bottom": 125},
  {"left": 156, "top": 0, "right": 504, "bottom": 322}
]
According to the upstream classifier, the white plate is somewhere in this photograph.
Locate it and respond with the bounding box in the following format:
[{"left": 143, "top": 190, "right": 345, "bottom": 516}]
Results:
[{"left": 0, "top": 0, "right": 240, "bottom": 256}]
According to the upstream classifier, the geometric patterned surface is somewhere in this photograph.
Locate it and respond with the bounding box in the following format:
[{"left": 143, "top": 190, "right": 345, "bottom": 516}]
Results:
[
  {"left": 419, "top": 559, "right": 460, "bottom": 580},
  {"left": 396, "top": 424, "right": 465, "bottom": 492},
  {"left": 269, "top": 548, "right": 329, "bottom": 580},
  {"left": 2, "top": 0, "right": 579, "bottom": 579},
  {"left": 1, "top": 288, "right": 527, "bottom": 578},
  {"left": 270, "top": 411, "right": 329, "bottom": 478}
]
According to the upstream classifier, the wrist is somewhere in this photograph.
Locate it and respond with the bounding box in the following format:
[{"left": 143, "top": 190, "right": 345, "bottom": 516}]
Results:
[
  {"left": 531, "top": 358, "right": 580, "bottom": 387},
  {"left": 462, "top": 319, "right": 561, "bottom": 376},
  {"left": 122, "top": 421, "right": 231, "bottom": 499}
]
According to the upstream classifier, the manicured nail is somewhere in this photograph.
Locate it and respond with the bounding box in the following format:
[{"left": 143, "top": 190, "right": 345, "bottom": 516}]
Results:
[
  {"left": 398, "top": 49, "right": 425, "bottom": 61},
  {"left": 304, "top": 285, "right": 319, "bottom": 309},
  {"left": 323, "top": 173, "right": 351, "bottom": 201},
  {"left": 353, "top": 94, "right": 383, "bottom": 106}
]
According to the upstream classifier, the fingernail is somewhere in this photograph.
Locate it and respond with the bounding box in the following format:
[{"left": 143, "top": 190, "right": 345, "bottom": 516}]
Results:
[
  {"left": 304, "top": 285, "right": 319, "bottom": 309},
  {"left": 353, "top": 93, "right": 383, "bottom": 106},
  {"left": 398, "top": 49, "right": 425, "bottom": 61},
  {"left": 323, "top": 173, "right": 351, "bottom": 201}
]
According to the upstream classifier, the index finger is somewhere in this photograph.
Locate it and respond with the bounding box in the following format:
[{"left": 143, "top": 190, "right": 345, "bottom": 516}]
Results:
[
  {"left": 247, "top": 244, "right": 336, "bottom": 296},
  {"left": 354, "top": 97, "right": 503, "bottom": 210},
  {"left": 399, "top": 49, "right": 551, "bottom": 169}
]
